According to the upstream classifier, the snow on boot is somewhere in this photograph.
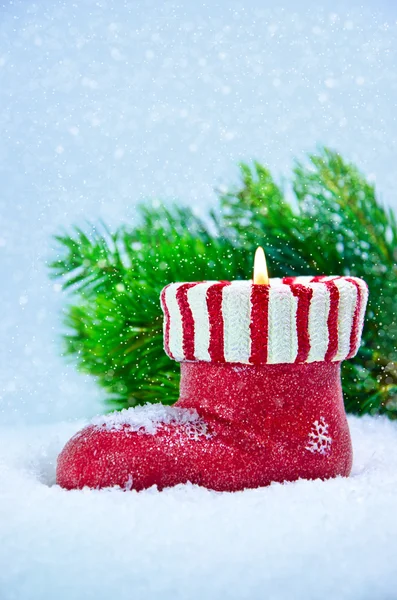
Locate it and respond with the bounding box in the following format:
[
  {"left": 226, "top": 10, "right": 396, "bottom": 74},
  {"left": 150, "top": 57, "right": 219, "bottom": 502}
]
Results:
[{"left": 57, "top": 276, "right": 368, "bottom": 491}]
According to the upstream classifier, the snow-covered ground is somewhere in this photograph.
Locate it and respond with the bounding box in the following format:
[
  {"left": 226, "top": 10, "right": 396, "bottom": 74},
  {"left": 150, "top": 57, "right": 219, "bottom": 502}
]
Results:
[{"left": 1, "top": 415, "right": 396, "bottom": 600}]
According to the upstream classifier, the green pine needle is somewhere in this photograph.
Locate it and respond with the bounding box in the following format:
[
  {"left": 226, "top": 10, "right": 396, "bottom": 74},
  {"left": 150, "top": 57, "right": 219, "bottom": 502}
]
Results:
[{"left": 49, "top": 148, "right": 397, "bottom": 417}]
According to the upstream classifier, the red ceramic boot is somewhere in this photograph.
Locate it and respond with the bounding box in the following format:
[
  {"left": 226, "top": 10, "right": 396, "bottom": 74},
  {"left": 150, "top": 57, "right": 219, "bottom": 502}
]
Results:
[{"left": 57, "top": 276, "right": 368, "bottom": 491}]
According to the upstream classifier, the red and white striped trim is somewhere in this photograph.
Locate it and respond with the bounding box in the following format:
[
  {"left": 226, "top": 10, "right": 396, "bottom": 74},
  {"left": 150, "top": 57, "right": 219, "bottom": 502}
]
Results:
[{"left": 160, "top": 276, "right": 368, "bottom": 364}]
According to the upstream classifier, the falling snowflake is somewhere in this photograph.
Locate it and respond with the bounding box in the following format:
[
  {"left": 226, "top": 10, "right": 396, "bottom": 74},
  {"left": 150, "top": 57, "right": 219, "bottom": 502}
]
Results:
[{"left": 306, "top": 417, "right": 332, "bottom": 455}]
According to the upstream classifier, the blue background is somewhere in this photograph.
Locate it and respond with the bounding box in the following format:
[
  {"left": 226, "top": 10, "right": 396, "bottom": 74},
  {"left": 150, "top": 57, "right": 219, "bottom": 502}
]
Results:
[{"left": 1, "top": 0, "right": 396, "bottom": 423}]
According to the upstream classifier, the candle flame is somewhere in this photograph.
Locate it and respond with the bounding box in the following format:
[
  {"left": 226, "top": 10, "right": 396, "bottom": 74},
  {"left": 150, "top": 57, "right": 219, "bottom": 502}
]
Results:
[{"left": 253, "top": 247, "right": 269, "bottom": 285}]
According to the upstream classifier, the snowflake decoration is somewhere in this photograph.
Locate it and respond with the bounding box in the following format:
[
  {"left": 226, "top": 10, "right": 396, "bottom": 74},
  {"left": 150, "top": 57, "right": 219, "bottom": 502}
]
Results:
[
  {"left": 184, "top": 420, "right": 212, "bottom": 441},
  {"left": 305, "top": 417, "right": 332, "bottom": 455}
]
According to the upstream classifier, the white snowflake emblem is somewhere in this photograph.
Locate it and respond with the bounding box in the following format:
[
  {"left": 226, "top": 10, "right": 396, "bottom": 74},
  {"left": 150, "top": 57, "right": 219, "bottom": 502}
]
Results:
[
  {"left": 184, "top": 420, "right": 212, "bottom": 441},
  {"left": 305, "top": 417, "right": 332, "bottom": 455}
]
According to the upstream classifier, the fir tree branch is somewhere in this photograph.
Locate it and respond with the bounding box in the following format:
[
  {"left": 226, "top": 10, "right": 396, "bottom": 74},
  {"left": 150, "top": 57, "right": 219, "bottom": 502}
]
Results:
[{"left": 49, "top": 148, "right": 397, "bottom": 417}]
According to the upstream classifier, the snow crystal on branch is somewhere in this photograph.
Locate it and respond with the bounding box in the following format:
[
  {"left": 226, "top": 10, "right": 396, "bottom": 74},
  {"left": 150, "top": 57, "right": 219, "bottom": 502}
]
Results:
[{"left": 306, "top": 417, "right": 332, "bottom": 455}]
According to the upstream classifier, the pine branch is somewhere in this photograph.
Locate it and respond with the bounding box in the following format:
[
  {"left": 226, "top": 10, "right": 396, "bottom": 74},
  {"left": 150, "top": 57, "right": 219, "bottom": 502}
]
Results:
[
  {"left": 49, "top": 205, "right": 249, "bottom": 409},
  {"left": 49, "top": 148, "right": 397, "bottom": 417}
]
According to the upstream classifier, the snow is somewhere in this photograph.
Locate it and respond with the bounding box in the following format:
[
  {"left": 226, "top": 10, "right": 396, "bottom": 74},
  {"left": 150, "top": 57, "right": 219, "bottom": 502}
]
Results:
[
  {"left": 1, "top": 415, "right": 397, "bottom": 600},
  {"left": 92, "top": 404, "right": 209, "bottom": 436}
]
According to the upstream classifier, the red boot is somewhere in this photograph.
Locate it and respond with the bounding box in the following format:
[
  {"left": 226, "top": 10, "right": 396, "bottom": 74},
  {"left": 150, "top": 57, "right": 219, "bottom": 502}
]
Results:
[{"left": 57, "top": 276, "right": 368, "bottom": 491}]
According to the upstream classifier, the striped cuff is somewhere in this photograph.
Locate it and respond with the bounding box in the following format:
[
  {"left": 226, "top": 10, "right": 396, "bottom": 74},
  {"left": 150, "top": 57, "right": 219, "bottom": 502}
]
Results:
[{"left": 160, "top": 276, "right": 368, "bottom": 365}]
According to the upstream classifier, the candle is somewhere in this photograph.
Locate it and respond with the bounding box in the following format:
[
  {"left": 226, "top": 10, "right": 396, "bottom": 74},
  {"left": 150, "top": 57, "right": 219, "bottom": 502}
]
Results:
[
  {"left": 160, "top": 251, "right": 367, "bottom": 366},
  {"left": 57, "top": 249, "right": 369, "bottom": 492}
]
